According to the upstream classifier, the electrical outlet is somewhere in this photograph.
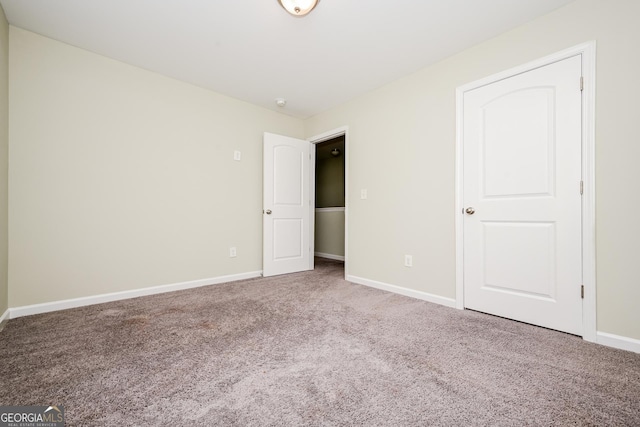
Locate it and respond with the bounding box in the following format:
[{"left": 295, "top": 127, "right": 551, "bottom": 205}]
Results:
[
  {"left": 229, "top": 247, "right": 237, "bottom": 257},
  {"left": 361, "top": 189, "right": 368, "bottom": 199},
  {"left": 404, "top": 255, "right": 413, "bottom": 267}
]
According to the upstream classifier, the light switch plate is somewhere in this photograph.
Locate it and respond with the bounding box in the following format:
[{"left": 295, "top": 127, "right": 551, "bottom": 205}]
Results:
[
  {"left": 361, "top": 189, "right": 367, "bottom": 199},
  {"left": 404, "top": 255, "right": 413, "bottom": 267},
  {"left": 233, "top": 150, "right": 242, "bottom": 161}
]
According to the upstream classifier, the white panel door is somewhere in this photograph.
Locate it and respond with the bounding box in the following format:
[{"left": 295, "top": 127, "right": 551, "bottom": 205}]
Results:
[
  {"left": 263, "top": 132, "right": 312, "bottom": 277},
  {"left": 463, "top": 55, "right": 583, "bottom": 335}
]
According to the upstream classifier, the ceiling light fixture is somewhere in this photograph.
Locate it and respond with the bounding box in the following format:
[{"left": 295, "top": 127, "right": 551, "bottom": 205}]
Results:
[
  {"left": 278, "top": 0, "right": 319, "bottom": 17},
  {"left": 331, "top": 148, "right": 341, "bottom": 157}
]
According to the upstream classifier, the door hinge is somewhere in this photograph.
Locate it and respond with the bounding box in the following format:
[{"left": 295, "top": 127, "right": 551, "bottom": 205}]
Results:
[
  {"left": 581, "top": 285, "right": 584, "bottom": 299},
  {"left": 580, "top": 76, "right": 584, "bottom": 92},
  {"left": 580, "top": 180, "right": 584, "bottom": 195}
]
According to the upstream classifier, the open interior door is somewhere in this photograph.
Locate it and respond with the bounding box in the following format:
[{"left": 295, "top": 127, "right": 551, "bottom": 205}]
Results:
[{"left": 263, "top": 132, "right": 313, "bottom": 277}]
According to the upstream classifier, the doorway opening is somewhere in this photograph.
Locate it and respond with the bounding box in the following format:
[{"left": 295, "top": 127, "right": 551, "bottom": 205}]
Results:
[
  {"left": 309, "top": 127, "right": 349, "bottom": 278},
  {"left": 313, "top": 136, "right": 345, "bottom": 268},
  {"left": 262, "top": 127, "right": 348, "bottom": 278}
]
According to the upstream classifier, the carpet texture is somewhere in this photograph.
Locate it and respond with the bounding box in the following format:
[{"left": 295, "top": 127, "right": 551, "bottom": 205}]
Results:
[{"left": 1, "top": 258, "right": 639, "bottom": 426}]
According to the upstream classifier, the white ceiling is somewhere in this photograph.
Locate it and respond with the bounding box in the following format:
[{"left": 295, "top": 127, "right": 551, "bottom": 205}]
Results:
[{"left": 0, "top": 0, "right": 575, "bottom": 118}]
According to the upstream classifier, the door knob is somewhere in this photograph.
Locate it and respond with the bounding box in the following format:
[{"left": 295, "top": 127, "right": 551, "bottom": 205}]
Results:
[
  {"left": 465, "top": 207, "right": 475, "bottom": 215},
  {"left": 265, "top": 209, "right": 272, "bottom": 215}
]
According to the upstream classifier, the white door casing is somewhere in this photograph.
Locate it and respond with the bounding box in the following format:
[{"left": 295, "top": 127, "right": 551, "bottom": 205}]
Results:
[
  {"left": 308, "top": 126, "right": 350, "bottom": 279},
  {"left": 461, "top": 55, "right": 583, "bottom": 335},
  {"left": 263, "top": 132, "right": 312, "bottom": 277}
]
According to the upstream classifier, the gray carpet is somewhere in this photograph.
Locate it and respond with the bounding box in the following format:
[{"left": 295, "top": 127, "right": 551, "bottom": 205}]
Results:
[{"left": 1, "top": 258, "right": 639, "bottom": 426}]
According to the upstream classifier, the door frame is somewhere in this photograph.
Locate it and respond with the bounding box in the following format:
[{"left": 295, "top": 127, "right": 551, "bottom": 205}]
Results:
[
  {"left": 454, "top": 42, "right": 597, "bottom": 342},
  {"left": 308, "top": 126, "right": 349, "bottom": 278}
]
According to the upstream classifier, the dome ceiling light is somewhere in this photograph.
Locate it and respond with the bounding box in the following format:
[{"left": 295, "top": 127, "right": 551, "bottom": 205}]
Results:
[{"left": 278, "top": 0, "right": 319, "bottom": 17}]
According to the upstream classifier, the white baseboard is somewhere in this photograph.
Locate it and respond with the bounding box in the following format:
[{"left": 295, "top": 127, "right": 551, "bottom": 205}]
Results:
[
  {"left": 9, "top": 271, "right": 263, "bottom": 320},
  {"left": 596, "top": 331, "right": 640, "bottom": 354},
  {"left": 347, "top": 275, "right": 456, "bottom": 308},
  {"left": 0, "top": 308, "right": 9, "bottom": 331},
  {"left": 347, "top": 277, "right": 640, "bottom": 354},
  {"left": 315, "top": 252, "right": 345, "bottom": 261}
]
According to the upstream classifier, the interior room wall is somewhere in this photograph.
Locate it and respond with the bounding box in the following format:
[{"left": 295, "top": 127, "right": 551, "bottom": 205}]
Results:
[
  {"left": 304, "top": 0, "right": 640, "bottom": 341},
  {"left": 315, "top": 138, "right": 345, "bottom": 208},
  {"left": 0, "top": 5, "right": 9, "bottom": 319},
  {"left": 314, "top": 211, "right": 345, "bottom": 258},
  {"left": 8, "top": 27, "right": 304, "bottom": 308}
]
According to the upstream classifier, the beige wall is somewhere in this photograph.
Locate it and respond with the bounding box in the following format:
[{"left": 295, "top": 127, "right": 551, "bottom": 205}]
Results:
[
  {"left": 8, "top": 27, "right": 303, "bottom": 307},
  {"left": 315, "top": 210, "right": 345, "bottom": 258},
  {"left": 305, "top": 0, "right": 640, "bottom": 340},
  {"left": 0, "top": 6, "right": 8, "bottom": 316}
]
